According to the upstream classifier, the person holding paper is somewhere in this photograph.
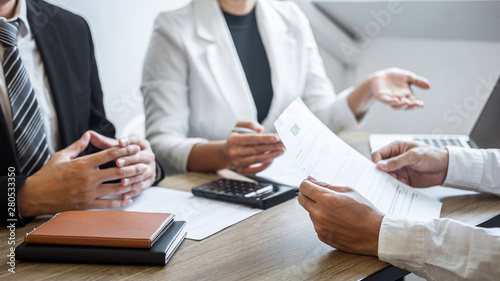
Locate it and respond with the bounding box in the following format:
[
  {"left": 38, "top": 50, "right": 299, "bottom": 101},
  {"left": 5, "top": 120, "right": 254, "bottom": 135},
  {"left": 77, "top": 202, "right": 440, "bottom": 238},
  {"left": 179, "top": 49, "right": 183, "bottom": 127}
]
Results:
[
  {"left": 298, "top": 141, "right": 500, "bottom": 280},
  {"left": 0, "top": 0, "right": 163, "bottom": 226},
  {"left": 142, "top": 0, "right": 431, "bottom": 175}
]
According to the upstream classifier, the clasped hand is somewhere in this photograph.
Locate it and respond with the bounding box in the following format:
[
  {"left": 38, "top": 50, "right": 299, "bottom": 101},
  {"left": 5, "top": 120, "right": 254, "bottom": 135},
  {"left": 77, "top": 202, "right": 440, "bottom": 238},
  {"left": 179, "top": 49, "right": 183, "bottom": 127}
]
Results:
[{"left": 18, "top": 130, "right": 156, "bottom": 217}]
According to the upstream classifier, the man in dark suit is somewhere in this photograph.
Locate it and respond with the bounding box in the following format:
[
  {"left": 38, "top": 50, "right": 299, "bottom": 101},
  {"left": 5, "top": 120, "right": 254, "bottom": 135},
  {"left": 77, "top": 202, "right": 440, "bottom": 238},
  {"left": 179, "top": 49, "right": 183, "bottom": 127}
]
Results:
[{"left": 1, "top": 0, "right": 162, "bottom": 226}]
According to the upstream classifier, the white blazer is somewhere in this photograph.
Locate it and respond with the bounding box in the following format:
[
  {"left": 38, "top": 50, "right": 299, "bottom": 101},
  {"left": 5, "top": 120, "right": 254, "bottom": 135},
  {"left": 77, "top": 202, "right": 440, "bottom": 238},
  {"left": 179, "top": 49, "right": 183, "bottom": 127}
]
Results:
[{"left": 142, "top": 0, "right": 358, "bottom": 173}]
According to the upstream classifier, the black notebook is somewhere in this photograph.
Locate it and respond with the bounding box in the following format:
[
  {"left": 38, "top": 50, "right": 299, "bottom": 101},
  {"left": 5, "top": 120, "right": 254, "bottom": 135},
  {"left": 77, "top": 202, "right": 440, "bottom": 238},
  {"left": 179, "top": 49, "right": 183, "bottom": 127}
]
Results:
[{"left": 16, "top": 221, "right": 187, "bottom": 266}]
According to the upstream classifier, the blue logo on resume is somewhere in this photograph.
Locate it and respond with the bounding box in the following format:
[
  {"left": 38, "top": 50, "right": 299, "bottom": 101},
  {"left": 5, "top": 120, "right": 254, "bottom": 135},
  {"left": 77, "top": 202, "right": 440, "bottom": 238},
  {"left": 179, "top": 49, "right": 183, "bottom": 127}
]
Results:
[{"left": 290, "top": 123, "right": 301, "bottom": 136}]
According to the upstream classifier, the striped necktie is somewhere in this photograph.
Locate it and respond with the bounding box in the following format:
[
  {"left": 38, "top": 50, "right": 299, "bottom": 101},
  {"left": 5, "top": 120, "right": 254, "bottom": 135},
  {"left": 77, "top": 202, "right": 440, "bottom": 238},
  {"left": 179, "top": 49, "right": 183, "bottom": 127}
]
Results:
[{"left": 0, "top": 21, "right": 50, "bottom": 175}]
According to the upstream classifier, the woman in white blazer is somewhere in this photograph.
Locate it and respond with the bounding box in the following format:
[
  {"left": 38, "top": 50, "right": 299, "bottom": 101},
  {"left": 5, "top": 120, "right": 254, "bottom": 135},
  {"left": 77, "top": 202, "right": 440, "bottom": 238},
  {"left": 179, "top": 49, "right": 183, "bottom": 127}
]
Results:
[{"left": 142, "top": 0, "right": 430, "bottom": 174}]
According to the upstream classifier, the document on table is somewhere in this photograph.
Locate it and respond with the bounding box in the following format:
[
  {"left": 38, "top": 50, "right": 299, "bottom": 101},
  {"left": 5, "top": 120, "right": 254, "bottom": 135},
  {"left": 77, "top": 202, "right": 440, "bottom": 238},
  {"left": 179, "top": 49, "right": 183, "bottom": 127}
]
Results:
[
  {"left": 274, "top": 98, "right": 442, "bottom": 219},
  {"left": 113, "top": 187, "right": 262, "bottom": 240}
]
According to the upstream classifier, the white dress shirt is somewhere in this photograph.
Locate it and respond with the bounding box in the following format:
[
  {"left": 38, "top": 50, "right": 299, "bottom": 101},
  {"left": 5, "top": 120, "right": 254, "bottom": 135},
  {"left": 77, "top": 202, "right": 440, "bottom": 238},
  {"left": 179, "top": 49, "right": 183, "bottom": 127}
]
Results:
[
  {"left": 0, "top": 0, "right": 59, "bottom": 154},
  {"left": 142, "top": 0, "right": 358, "bottom": 173},
  {"left": 378, "top": 147, "right": 500, "bottom": 280}
]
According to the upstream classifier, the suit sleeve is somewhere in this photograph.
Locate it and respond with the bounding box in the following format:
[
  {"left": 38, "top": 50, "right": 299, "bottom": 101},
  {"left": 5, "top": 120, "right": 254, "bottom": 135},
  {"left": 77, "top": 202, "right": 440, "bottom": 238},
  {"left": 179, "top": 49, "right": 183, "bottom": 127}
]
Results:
[
  {"left": 142, "top": 14, "right": 206, "bottom": 174},
  {"left": 1, "top": 174, "right": 32, "bottom": 226},
  {"left": 81, "top": 19, "right": 115, "bottom": 140}
]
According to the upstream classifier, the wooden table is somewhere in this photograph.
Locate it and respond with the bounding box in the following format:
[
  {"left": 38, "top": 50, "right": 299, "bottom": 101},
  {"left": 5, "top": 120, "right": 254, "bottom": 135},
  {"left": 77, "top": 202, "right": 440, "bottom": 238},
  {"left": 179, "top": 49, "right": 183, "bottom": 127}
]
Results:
[{"left": 2, "top": 131, "right": 499, "bottom": 280}]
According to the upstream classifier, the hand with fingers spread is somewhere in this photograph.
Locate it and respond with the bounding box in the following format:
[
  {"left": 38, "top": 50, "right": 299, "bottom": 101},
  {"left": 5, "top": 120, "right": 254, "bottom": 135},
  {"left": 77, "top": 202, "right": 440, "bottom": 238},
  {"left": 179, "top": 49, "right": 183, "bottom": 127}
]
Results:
[
  {"left": 225, "top": 121, "right": 284, "bottom": 175},
  {"left": 298, "top": 178, "right": 384, "bottom": 256},
  {"left": 370, "top": 67, "right": 430, "bottom": 110},
  {"left": 17, "top": 131, "right": 151, "bottom": 217},
  {"left": 88, "top": 131, "right": 157, "bottom": 199},
  {"left": 347, "top": 67, "right": 430, "bottom": 117},
  {"left": 372, "top": 141, "right": 449, "bottom": 187}
]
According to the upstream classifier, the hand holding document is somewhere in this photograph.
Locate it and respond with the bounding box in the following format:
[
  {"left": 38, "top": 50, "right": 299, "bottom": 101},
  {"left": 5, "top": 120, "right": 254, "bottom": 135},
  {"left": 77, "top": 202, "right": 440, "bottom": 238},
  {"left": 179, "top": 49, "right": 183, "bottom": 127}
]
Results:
[
  {"left": 227, "top": 121, "right": 285, "bottom": 175},
  {"left": 274, "top": 98, "right": 442, "bottom": 219}
]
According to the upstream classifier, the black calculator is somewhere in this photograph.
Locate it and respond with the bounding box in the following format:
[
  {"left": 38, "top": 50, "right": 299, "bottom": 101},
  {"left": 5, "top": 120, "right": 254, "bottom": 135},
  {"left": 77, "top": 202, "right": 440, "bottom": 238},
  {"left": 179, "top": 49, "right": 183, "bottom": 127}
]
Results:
[{"left": 191, "top": 178, "right": 296, "bottom": 209}]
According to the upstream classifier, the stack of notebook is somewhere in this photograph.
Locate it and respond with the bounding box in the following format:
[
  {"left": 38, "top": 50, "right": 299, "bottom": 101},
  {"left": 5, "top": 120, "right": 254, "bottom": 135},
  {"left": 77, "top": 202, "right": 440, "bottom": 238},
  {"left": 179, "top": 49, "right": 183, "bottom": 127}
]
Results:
[{"left": 16, "top": 210, "right": 187, "bottom": 266}]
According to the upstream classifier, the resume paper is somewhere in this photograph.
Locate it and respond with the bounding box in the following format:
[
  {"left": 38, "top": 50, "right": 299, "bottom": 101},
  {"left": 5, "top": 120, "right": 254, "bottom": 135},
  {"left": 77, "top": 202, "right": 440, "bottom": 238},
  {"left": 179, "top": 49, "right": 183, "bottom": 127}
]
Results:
[{"left": 274, "top": 98, "right": 442, "bottom": 219}]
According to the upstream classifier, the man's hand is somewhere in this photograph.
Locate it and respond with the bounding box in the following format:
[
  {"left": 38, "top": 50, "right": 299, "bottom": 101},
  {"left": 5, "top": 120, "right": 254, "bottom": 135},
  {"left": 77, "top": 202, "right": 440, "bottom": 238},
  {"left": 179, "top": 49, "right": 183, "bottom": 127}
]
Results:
[
  {"left": 88, "top": 131, "right": 157, "bottom": 198},
  {"left": 17, "top": 131, "right": 149, "bottom": 217},
  {"left": 298, "top": 178, "right": 383, "bottom": 256},
  {"left": 370, "top": 67, "right": 430, "bottom": 110},
  {"left": 225, "top": 121, "right": 284, "bottom": 175},
  {"left": 372, "top": 141, "right": 449, "bottom": 187}
]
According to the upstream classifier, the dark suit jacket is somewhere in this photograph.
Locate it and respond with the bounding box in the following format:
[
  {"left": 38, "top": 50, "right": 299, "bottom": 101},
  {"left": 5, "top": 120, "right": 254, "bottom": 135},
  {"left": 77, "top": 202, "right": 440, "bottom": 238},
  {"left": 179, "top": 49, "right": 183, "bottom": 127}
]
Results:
[{"left": 1, "top": 0, "right": 161, "bottom": 226}]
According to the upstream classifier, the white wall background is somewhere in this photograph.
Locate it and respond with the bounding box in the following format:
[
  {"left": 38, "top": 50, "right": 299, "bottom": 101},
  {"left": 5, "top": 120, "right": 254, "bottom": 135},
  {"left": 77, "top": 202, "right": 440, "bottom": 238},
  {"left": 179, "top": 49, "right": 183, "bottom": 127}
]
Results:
[
  {"left": 355, "top": 38, "right": 500, "bottom": 135},
  {"left": 47, "top": 0, "right": 191, "bottom": 137}
]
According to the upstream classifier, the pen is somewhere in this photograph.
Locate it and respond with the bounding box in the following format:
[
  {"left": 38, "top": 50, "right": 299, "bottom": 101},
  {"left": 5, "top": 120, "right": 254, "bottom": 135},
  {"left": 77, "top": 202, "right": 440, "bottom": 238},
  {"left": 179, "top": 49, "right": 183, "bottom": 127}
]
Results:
[
  {"left": 231, "top": 127, "right": 283, "bottom": 143},
  {"left": 231, "top": 127, "right": 259, "bottom": 134}
]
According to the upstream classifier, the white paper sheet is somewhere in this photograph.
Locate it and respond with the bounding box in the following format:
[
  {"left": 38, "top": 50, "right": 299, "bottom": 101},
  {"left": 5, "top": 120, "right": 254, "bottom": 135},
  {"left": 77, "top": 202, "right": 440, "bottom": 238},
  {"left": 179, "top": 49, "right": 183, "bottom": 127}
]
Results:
[
  {"left": 113, "top": 187, "right": 262, "bottom": 240},
  {"left": 274, "top": 98, "right": 442, "bottom": 219}
]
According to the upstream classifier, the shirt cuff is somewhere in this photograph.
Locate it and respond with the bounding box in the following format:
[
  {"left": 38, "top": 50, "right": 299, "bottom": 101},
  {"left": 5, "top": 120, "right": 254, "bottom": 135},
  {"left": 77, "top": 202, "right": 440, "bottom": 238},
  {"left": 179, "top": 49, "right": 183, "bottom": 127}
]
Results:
[
  {"left": 378, "top": 215, "right": 425, "bottom": 271},
  {"left": 443, "top": 146, "right": 483, "bottom": 191},
  {"left": 14, "top": 175, "right": 34, "bottom": 227}
]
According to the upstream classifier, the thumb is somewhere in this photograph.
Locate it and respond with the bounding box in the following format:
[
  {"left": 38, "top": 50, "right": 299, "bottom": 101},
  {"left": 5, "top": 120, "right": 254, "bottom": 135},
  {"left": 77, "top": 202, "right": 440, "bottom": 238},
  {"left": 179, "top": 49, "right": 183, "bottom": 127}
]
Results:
[
  {"left": 89, "top": 130, "right": 119, "bottom": 149},
  {"left": 376, "top": 151, "right": 418, "bottom": 173},
  {"left": 61, "top": 131, "right": 91, "bottom": 159},
  {"left": 307, "top": 177, "right": 352, "bottom": 193},
  {"left": 408, "top": 74, "right": 431, "bottom": 89}
]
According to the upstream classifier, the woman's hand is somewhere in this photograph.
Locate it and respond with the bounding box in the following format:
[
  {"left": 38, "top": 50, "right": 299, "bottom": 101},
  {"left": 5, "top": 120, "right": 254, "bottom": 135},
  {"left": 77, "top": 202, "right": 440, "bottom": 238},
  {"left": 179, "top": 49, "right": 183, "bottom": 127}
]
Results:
[
  {"left": 225, "top": 121, "right": 285, "bottom": 175},
  {"left": 348, "top": 67, "right": 430, "bottom": 117},
  {"left": 370, "top": 67, "right": 430, "bottom": 110}
]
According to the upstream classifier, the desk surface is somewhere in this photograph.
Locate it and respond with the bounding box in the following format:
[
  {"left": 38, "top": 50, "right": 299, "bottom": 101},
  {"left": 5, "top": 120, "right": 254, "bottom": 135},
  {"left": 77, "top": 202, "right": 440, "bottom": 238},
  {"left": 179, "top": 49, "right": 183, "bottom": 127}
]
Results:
[{"left": 2, "top": 131, "right": 500, "bottom": 280}]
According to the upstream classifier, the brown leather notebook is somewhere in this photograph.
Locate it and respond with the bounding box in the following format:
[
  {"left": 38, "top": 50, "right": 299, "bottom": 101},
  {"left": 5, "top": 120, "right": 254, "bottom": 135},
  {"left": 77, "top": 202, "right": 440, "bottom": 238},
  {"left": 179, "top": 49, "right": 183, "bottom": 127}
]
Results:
[{"left": 24, "top": 210, "right": 174, "bottom": 248}]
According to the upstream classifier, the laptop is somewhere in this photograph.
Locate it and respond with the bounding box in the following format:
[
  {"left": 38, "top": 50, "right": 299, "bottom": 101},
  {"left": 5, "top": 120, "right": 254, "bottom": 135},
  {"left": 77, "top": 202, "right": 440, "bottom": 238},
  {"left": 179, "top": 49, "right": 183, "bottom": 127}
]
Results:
[{"left": 369, "top": 76, "right": 500, "bottom": 152}]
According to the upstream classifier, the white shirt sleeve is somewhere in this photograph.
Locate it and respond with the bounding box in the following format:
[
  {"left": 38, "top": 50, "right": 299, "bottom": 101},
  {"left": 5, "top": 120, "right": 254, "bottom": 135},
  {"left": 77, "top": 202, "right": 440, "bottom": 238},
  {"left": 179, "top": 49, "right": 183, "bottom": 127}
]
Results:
[
  {"left": 444, "top": 147, "right": 500, "bottom": 196},
  {"left": 378, "top": 215, "right": 500, "bottom": 281},
  {"left": 379, "top": 148, "right": 500, "bottom": 280}
]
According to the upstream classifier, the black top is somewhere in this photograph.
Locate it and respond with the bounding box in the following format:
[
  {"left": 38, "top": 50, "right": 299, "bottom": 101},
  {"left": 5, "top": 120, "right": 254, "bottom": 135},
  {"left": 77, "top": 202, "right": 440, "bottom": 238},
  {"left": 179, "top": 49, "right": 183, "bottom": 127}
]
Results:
[{"left": 223, "top": 8, "right": 273, "bottom": 123}]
